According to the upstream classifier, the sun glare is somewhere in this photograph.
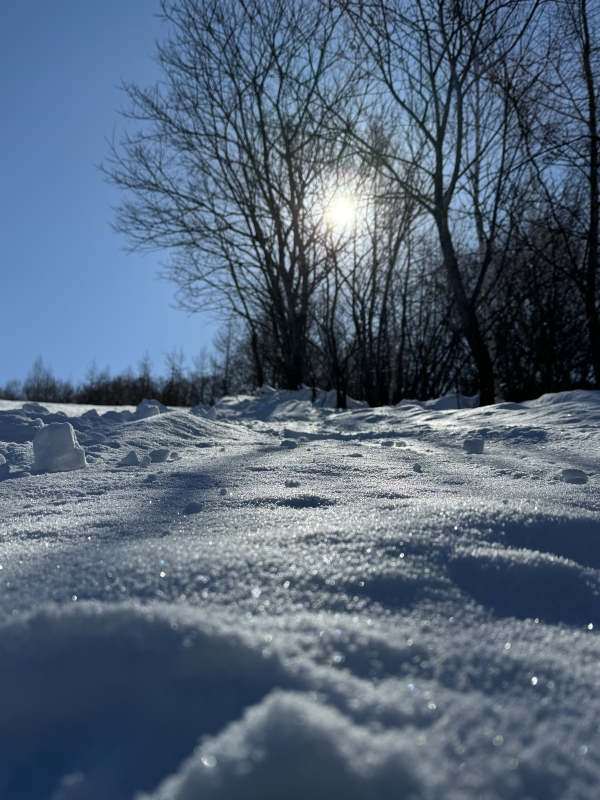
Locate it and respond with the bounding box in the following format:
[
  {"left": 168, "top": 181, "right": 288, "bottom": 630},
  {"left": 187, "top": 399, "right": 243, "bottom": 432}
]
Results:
[{"left": 325, "top": 195, "right": 357, "bottom": 231}]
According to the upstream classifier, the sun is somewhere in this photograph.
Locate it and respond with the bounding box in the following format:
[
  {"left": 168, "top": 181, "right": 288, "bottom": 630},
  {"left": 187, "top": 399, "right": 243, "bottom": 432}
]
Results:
[{"left": 325, "top": 194, "right": 357, "bottom": 231}]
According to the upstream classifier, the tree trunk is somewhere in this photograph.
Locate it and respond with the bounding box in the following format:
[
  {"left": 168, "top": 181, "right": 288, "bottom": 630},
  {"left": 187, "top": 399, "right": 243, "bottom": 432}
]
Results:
[
  {"left": 435, "top": 213, "right": 495, "bottom": 405},
  {"left": 582, "top": 0, "right": 600, "bottom": 386}
]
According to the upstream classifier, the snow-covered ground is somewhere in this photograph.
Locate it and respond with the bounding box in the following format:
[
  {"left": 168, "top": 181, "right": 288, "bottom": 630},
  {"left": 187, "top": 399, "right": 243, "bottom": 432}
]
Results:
[{"left": 1, "top": 388, "right": 599, "bottom": 799}]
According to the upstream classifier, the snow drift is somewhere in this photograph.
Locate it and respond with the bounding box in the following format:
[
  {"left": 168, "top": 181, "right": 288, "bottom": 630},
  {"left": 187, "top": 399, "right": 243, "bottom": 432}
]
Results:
[{"left": 0, "top": 388, "right": 599, "bottom": 799}]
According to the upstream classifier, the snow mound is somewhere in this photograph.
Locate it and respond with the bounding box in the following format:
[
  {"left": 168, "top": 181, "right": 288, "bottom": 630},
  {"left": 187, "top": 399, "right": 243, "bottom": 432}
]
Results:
[
  {"left": 527, "top": 390, "right": 600, "bottom": 406},
  {"left": 31, "top": 422, "right": 87, "bottom": 473},
  {"left": 133, "top": 399, "right": 169, "bottom": 420},
  {"left": 146, "top": 690, "right": 418, "bottom": 800},
  {"left": 21, "top": 402, "right": 50, "bottom": 415},
  {"left": 0, "top": 603, "right": 289, "bottom": 800},
  {"left": 397, "top": 392, "right": 479, "bottom": 410},
  {"left": 0, "top": 410, "right": 44, "bottom": 443},
  {"left": 150, "top": 448, "right": 170, "bottom": 463},
  {"left": 118, "top": 450, "right": 140, "bottom": 467},
  {"left": 216, "top": 385, "right": 367, "bottom": 421},
  {"left": 190, "top": 402, "right": 217, "bottom": 420}
]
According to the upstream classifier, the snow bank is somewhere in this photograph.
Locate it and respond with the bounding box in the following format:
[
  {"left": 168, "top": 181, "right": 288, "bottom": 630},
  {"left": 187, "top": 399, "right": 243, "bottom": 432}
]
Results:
[
  {"left": 0, "top": 410, "right": 44, "bottom": 442},
  {"left": 216, "top": 385, "right": 367, "bottom": 421},
  {"left": 526, "top": 389, "right": 600, "bottom": 406},
  {"left": 397, "top": 392, "right": 480, "bottom": 410}
]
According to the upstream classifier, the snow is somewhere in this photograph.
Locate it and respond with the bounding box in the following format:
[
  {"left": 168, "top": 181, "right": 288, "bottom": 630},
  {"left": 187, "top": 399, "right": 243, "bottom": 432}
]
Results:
[
  {"left": 190, "top": 402, "right": 218, "bottom": 421},
  {"left": 31, "top": 422, "right": 87, "bottom": 473},
  {"left": 562, "top": 468, "right": 588, "bottom": 485},
  {"left": 0, "top": 389, "right": 600, "bottom": 798},
  {"left": 463, "top": 438, "right": 485, "bottom": 454},
  {"left": 150, "top": 448, "right": 171, "bottom": 463},
  {"left": 118, "top": 450, "right": 140, "bottom": 467}
]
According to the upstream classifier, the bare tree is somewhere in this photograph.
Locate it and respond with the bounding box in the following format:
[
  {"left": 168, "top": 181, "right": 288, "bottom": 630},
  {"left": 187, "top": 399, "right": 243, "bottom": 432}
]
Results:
[
  {"left": 517, "top": 0, "right": 600, "bottom": 385},
  {"left": 337, "top": 0, "right": 543, "bottom": 404},
  {"left": 106, "top": 0, "right": 357, "bottom": 390}
]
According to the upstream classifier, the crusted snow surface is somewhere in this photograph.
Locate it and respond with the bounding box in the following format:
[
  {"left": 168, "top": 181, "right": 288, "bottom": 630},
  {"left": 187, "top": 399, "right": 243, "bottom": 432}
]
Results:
[{"left": 0, "top": 390, "right": 600, "bottom": 799}]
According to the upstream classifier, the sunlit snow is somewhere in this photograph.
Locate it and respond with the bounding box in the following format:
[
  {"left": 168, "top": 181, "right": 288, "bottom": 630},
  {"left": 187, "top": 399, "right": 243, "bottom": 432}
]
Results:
[{"left": 0, "top": 388, "right": 599, "bottom": 798}]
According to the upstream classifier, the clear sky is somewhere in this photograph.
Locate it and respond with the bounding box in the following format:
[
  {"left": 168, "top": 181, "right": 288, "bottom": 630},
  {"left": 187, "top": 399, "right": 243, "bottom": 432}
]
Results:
[{"left": 0, "top": 1, "right": 217, "bottom": 386}]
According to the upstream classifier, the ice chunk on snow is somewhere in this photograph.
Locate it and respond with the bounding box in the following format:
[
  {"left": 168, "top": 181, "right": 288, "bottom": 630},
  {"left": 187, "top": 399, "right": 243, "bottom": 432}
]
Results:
[
  {"left": 32, "top": 423, "right": 87, "bottom": 473},
  {"left": 413, "top": 463, "right": 423, "bottom": 473},
  {"left": 463, "top": 438, "right": 484, "bottom": 454},
  {"left": 190, "top": 403, "right": 217, "bottom": 421},
  {"left": 118, "top": 450, "right": 140, "bottom": 467},
  {"left": 150, "top": 448, "right": 170, "bottom": 463},
  {"left": 280, "top": 439, "right": 298, "bottom": 449},
  {"left": 562, "top": 468, "right": 588, "bottom": 485},
  {"left": 285, "top": 479, "right": 301, "bottom": 487}
]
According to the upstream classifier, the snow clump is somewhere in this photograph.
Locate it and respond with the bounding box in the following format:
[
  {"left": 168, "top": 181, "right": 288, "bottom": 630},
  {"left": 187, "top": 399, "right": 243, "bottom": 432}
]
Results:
[
  {"left": 134, "top": 402, "right": 161, "bottom": 420},
  {"left": 150, "top": 448, "right": 170, "bottom": 463},
  {"left": 190, "top": 403, "right": 217, "bottom": 421},
  {"left": 184, "top": 501, "right": 203, "bottom": 515},
  {"left": 32, "top": 422, "right": 87, "bottom": 473},
  {"left": 118, "top": 450, "right": 140, "bottom": 467},
  {"left": 463, "top": 438, "right": 484, "bottom": 454}
]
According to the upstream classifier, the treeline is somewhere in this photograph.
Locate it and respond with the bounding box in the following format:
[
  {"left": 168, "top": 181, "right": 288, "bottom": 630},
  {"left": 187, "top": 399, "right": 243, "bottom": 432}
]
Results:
[
  {"left": 99, "top": 0, "right": 600, "bottom": 407},
  {"left": 0, "top": 350, "right": 232, "bottom": 407},
  {"left": 4, "top": 1, "right": 592, "bottom": 410}
]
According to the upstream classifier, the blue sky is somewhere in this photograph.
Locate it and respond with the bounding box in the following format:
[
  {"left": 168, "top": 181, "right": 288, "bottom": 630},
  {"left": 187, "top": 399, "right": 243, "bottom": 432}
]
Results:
[{"left": 0, "top": 1, "right": 217, "bottom": 386}]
